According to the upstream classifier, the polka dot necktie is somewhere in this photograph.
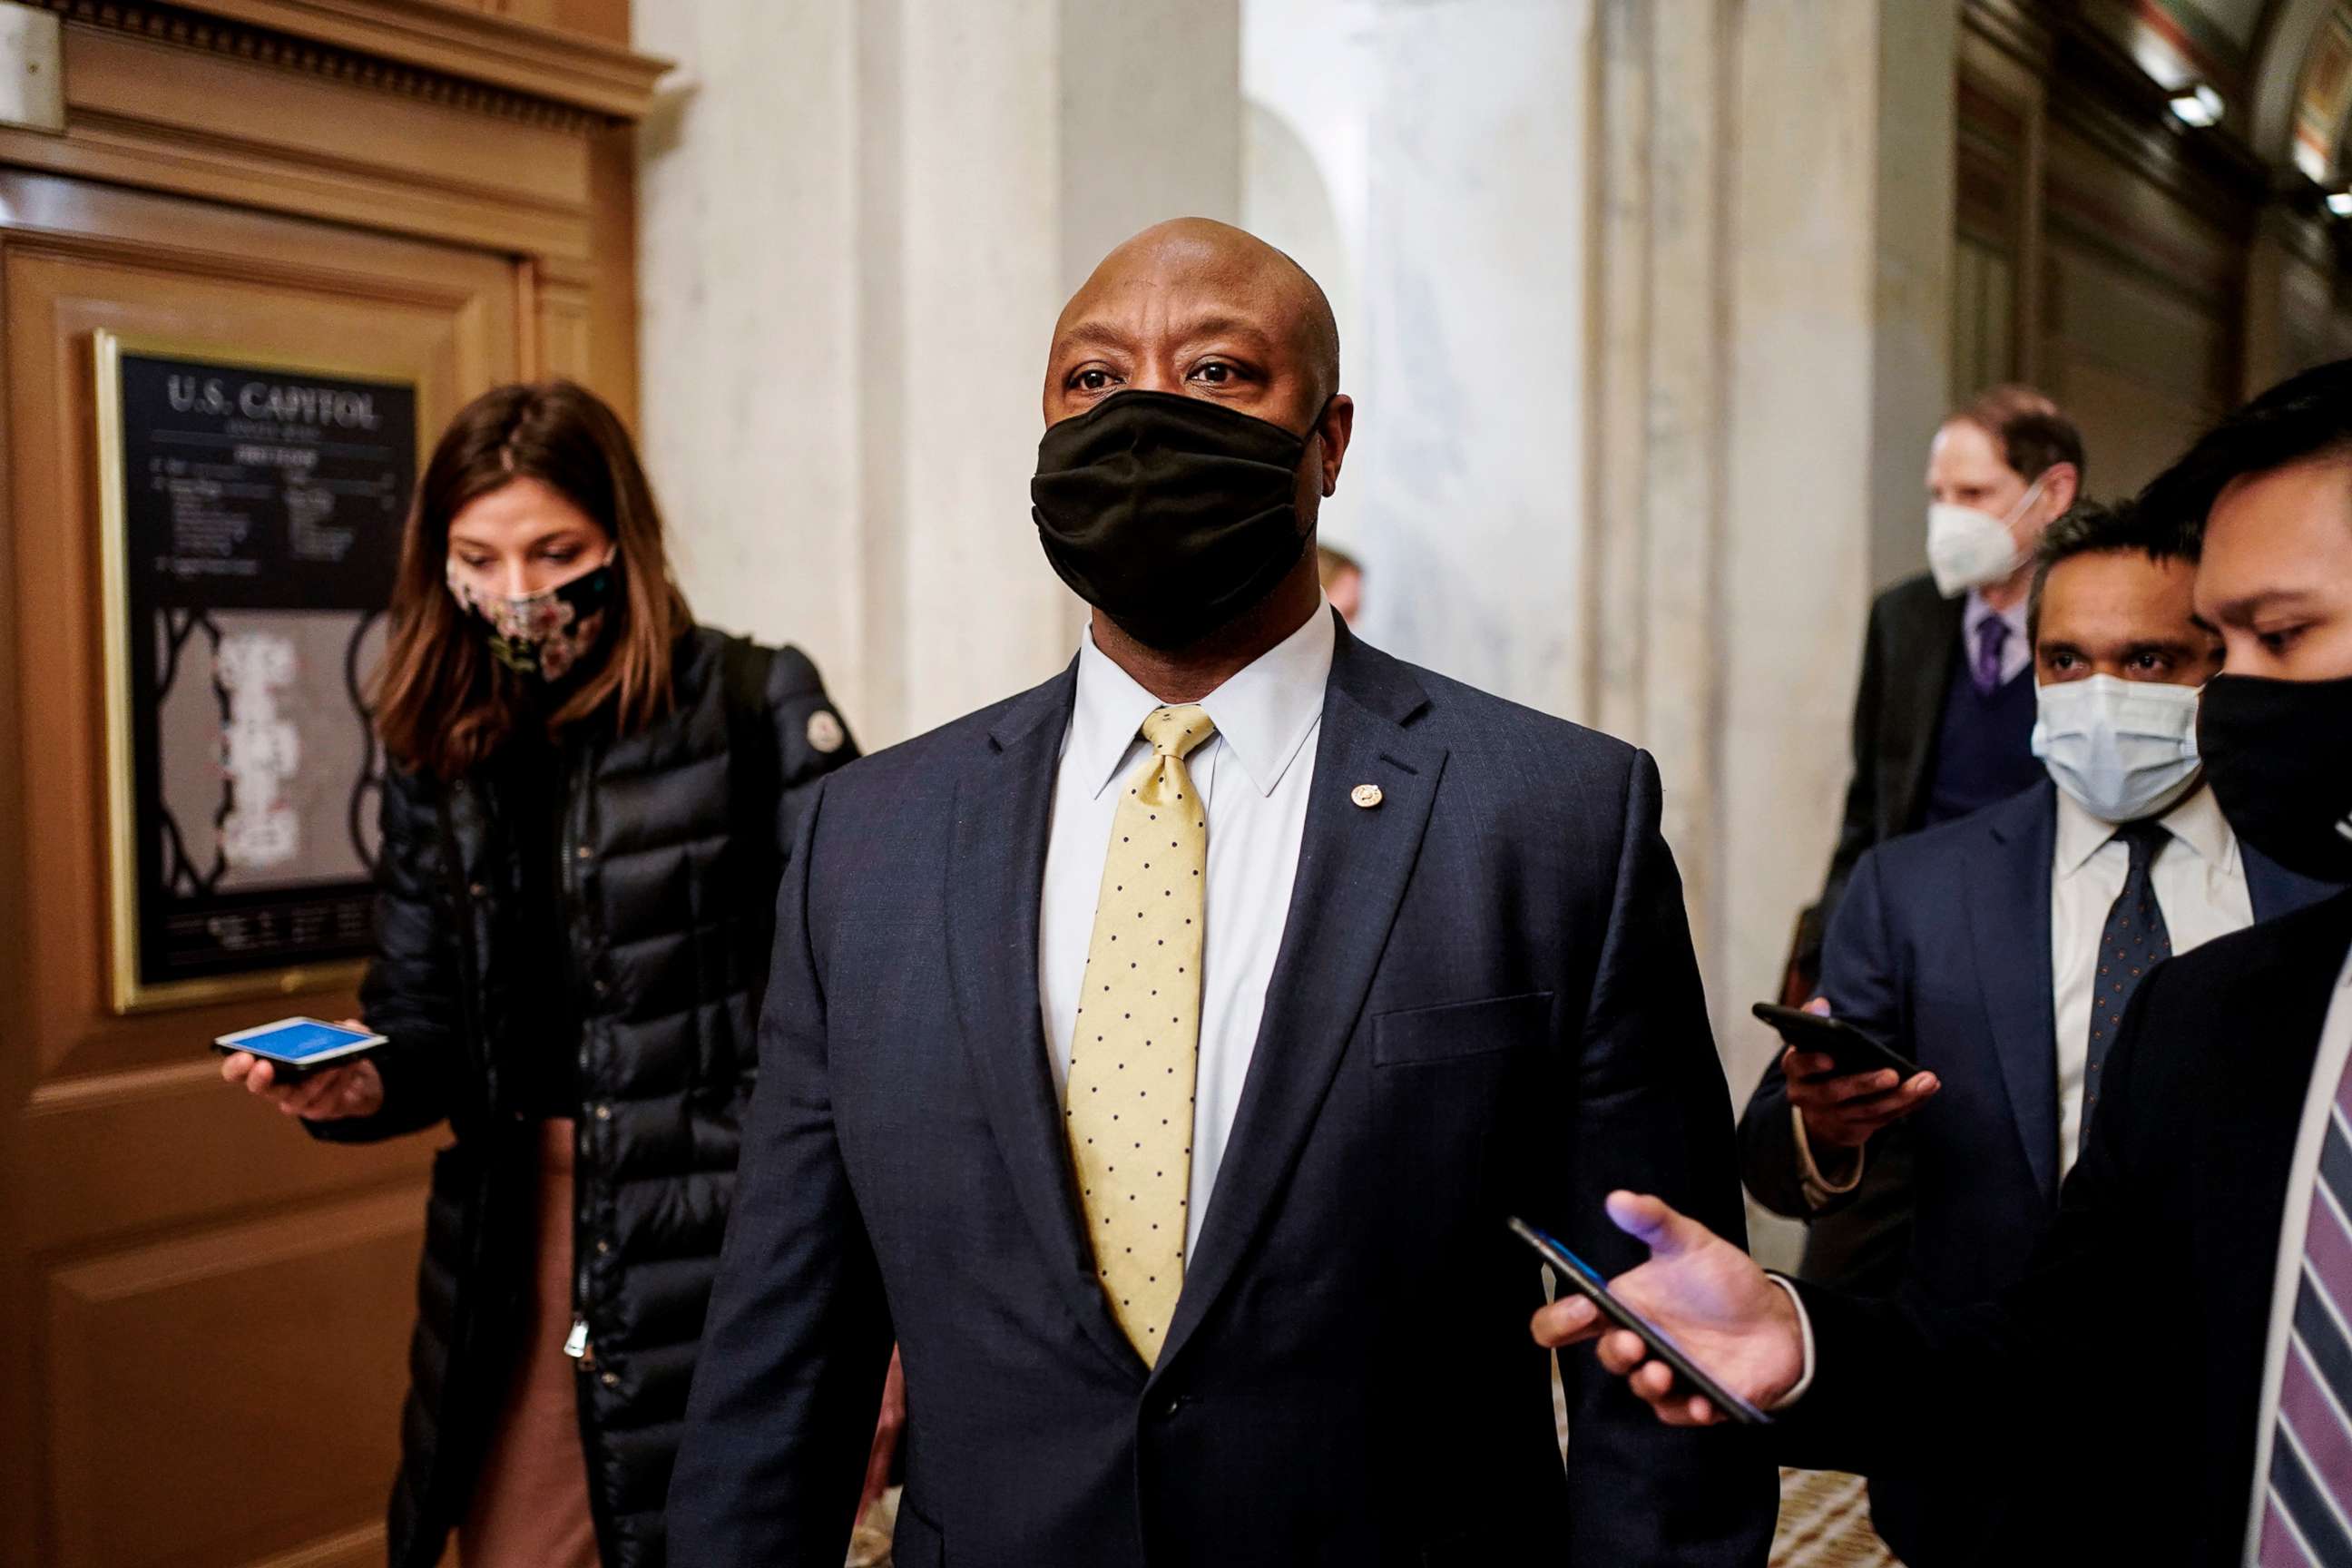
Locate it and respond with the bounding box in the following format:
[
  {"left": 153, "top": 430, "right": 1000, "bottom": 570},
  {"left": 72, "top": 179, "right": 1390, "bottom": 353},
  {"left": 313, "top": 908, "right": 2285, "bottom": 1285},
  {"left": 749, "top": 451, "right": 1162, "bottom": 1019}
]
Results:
[
  {"left": 1064, "top": 703, "right": 1215, "bottom": 1364},
  {"left": 2080, "top": 819, "right": 2171, "bottom": 1160}
]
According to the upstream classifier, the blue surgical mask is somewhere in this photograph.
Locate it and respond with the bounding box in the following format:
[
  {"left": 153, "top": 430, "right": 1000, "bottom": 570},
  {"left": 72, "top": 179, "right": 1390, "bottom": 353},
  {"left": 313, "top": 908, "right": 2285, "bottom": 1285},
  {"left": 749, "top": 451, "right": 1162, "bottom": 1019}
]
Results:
[{"left": 2030, "top": 674, "right": 2202, "bottom": 824}]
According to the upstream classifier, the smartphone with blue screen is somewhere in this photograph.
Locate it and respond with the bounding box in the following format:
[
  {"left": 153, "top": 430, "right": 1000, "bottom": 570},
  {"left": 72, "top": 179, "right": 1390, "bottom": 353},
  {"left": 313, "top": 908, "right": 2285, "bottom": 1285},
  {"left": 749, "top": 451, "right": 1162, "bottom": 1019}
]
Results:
[
  {"left": 213, "top": 1017, "right": 386, "bottom": 1084},
  {"left": 1508, "top": 1215, "right": 1771, "bottom": 1426}
]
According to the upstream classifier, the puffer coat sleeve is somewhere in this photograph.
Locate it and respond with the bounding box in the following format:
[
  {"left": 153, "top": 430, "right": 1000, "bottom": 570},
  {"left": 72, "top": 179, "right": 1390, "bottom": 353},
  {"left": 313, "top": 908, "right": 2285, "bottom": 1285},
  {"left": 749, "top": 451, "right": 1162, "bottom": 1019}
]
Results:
[
  {"left": 309, "top": 763, "right": 470, "bottom": 1144},
  {"left": 762, "top": 642, "right": 856, "bottom": 862}
]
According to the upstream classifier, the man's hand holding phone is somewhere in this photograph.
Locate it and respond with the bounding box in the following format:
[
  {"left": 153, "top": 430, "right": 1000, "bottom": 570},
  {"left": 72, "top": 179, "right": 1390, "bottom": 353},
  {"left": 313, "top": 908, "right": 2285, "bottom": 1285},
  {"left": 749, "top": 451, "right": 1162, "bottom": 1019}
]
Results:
[
  {"left": 1775, "top": 999, "right": 1939, "bottom": 1152},
  {"left": 1531, "top": 1191, "right": 1807, "bottom": 1428},
  {"left": 219, "top": 1021, "right": 386, "bottom": 1122}
]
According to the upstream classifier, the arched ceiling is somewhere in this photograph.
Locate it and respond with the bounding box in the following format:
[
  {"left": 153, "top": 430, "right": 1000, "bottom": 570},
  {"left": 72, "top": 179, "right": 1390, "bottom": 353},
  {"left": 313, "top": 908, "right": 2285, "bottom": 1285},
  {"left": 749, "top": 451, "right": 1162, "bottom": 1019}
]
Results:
[
  {"left": 2285, "top": 1, "right": 2352, "bottom": 181},
  {"left": 2084, "top": 0, "right": 2352, "bottom": 182}
]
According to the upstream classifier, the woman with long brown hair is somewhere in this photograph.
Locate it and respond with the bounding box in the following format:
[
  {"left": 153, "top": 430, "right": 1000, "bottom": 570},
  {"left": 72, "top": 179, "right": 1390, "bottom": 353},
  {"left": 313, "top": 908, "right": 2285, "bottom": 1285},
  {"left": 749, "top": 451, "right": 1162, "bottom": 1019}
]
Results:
[{"left": 218, "top": 380, "right": 884, "bottom": 1568}]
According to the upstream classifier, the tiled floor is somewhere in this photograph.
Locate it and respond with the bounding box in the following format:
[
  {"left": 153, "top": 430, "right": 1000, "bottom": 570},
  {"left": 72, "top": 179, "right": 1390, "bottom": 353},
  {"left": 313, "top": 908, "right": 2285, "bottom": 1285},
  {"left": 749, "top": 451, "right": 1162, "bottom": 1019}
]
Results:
[
  {"left": 852, "top": 1472, "right": 1897, "bottom": 1566},
  {"left": 1771, "top": 1468, "right": 1899, "bottom": 1567}
]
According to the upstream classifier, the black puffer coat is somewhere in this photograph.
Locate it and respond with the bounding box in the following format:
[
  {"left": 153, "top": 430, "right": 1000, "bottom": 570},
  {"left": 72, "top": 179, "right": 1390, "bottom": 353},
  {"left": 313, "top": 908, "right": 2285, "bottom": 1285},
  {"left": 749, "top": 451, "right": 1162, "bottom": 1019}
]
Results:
[{"left": 311, "top": 628, "right": 856, "bottom": 1568}]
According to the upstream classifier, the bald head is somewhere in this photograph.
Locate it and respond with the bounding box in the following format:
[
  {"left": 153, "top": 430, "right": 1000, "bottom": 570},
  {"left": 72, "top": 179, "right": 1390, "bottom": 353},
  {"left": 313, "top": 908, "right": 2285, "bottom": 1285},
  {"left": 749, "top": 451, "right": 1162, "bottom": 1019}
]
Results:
[{"left": 1045, "top": 218, "right": 1342, "bottom": 426}]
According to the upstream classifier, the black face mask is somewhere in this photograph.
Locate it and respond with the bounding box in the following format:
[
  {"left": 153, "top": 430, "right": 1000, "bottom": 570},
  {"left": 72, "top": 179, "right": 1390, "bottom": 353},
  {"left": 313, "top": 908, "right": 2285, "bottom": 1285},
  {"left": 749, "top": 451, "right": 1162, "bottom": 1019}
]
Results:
[
  {"left": 2197, "top": 671, "right": 2352, "bottom": 883},
  {"left": 1031, "top": 390, "right": 1316, "bottom": 651}
]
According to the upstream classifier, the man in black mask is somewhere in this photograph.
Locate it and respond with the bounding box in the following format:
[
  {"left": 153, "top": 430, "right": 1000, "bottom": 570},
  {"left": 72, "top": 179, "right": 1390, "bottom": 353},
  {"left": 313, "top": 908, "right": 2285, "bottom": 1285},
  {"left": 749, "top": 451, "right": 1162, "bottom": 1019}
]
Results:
[
  {"left": 1531, "top": 358, "right": 2352, "bottom": 1568},
  {"left": 670, "top": 218, "right": 1775, "bottom": 1566}
]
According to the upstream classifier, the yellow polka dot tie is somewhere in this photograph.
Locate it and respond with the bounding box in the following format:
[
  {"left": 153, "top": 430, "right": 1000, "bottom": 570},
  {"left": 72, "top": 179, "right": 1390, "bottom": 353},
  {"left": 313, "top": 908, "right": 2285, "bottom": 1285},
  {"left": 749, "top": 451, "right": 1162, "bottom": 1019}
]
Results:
[{"left": 1065, "top": 703, "right": 1216, "bottom": 1364}]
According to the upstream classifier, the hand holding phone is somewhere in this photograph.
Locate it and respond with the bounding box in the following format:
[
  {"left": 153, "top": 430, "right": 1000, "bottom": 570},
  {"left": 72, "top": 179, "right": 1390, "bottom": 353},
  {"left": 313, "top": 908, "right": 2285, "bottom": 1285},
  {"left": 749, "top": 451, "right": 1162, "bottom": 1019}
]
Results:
[
  {"left": 1509, "top": 1215, "right": 1772, "bottom": 1425},
  {"left": 1525, "top": 1194, "right": 1805, "bottom": 1429},
  {"left": 1752, "top": 1002, "right": 1939, "bottom": 1152},
  {"left": 216, "top": 1017, "right": 387, "bottom": 1122}
]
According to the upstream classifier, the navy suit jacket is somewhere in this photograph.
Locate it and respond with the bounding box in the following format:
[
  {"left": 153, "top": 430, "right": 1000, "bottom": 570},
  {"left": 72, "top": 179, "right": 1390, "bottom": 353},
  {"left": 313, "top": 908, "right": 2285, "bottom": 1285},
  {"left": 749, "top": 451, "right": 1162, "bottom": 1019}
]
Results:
[
  {"left": 1740, "top": 781, "right": 2337, "bottom": 1562},
  {"left": 1748, "top": 781, "right": 2335, "bottom": 1307},
  {"left": 1780, "top": 888, "right": 2352, "bottom": 1564},
  {"left": 667, "top": 618, "right": 1775, "bottom": 1567}
]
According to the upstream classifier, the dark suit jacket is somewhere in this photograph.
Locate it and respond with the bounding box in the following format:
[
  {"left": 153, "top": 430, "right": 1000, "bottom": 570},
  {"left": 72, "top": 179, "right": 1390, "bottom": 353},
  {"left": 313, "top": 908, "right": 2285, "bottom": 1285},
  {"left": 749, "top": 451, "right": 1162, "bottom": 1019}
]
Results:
[
  {"left": 667, "top": 618, "right": 1775, "bottom": 1567},
  {"left": 1778, "top": 573, "right": 1966, "bottom": 1296},
  {"left": 1808, "top": 572, "right": 1967, "bottom": 962},
  {"left": 1741, "top": 782, "right": 2337, "bottom": 1563},
  {"left": 1776, "top": 887, "right": 2352, "bottom": 1564}
]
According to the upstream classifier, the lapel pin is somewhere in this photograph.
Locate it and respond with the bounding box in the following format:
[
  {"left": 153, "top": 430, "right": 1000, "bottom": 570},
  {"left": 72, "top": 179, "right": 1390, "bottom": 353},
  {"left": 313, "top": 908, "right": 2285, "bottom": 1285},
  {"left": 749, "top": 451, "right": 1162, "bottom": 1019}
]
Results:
[{"left": 1350, "top": 783, "right": 1384, "bottom": 809}]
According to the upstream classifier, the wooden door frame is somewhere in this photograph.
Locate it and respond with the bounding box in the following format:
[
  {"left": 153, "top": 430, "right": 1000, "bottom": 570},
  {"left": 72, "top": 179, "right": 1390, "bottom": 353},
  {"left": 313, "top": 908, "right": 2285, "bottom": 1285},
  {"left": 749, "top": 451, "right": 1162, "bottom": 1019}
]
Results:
[
  {"left": 0, "top": 0, "right": 663, "bottom": 423},
  {"left": 0, "top": 5, "right": 662, "bottom": 1560}
]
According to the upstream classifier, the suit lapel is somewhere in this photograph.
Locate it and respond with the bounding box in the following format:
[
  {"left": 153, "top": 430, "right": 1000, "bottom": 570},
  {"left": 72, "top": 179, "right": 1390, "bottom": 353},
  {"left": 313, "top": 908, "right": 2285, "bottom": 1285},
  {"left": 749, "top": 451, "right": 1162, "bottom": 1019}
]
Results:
[
  {"left": 1150, "top": 626, "right": 1446, "bottom": 1383},
  {"left": 1965, "top": 785, "right": 2061, "bottom": 1201},
  {"left": 943, "top": 661, "right": 1146, "bottom": 1379},
  {"left": 2246, "top": 844, "right": 2342, "bottom": 924}
]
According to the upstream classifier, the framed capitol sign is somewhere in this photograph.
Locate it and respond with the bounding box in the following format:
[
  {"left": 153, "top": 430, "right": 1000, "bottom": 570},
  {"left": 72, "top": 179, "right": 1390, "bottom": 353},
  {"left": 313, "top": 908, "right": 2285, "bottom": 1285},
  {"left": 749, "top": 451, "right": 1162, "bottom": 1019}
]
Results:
[{"left": 93, "top": 332, "right": 419, "bottom": 1013}]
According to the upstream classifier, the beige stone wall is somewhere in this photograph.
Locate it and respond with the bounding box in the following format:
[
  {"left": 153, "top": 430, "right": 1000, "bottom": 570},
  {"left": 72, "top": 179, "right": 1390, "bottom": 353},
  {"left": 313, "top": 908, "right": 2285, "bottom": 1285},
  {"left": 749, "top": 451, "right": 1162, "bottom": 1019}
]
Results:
[{"left": 633, "top": 0, "right": 1241, "bottom": 748}]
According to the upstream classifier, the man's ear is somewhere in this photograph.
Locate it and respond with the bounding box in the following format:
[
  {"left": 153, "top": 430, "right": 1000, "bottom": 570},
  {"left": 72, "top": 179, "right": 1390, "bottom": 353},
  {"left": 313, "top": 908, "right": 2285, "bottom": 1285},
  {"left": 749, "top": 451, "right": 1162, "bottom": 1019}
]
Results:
[
  {"left": 1318, "top": 394, "right": 1356, "bottom": 497},
  {"left": 2043, "top": 461, "right": 2081, "bottom": 516}
]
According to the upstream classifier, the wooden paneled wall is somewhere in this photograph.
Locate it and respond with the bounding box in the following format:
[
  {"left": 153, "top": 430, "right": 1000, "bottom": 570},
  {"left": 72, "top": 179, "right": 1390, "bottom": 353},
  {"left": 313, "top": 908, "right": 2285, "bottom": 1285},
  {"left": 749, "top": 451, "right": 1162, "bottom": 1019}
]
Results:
[{"left": 0, "top": 5, "right": 662, "bottom": 1564}]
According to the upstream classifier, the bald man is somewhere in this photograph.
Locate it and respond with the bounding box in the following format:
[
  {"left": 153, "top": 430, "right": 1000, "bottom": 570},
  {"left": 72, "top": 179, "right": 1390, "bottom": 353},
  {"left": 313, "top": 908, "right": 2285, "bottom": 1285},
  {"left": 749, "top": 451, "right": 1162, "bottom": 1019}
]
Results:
[{"left": 669, "top": 220, "right": 1772, "bottom": 1567}]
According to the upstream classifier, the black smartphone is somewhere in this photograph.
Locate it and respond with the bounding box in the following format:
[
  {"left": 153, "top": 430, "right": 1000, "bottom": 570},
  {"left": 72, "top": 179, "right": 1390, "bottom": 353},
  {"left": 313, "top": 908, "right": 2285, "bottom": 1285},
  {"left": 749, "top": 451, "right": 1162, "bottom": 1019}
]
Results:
[
  {"left": 1751, "top": 1002, "right": 1922, "bottom": 1081},
  {"left": 1507, "top": 1216, "right": 1770, "bottom": 1426}
]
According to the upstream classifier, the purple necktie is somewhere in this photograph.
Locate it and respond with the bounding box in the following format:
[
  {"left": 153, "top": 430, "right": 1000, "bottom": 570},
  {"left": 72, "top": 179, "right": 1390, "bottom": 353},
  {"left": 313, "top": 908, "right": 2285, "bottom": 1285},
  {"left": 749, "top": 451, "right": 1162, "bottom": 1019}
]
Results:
[
  {"left": 2257, "top": 1044, "right": 2352, "bottom": 1565},
  {"left": 1972, "top": 615, "right": 2010, "bottom": 695}
]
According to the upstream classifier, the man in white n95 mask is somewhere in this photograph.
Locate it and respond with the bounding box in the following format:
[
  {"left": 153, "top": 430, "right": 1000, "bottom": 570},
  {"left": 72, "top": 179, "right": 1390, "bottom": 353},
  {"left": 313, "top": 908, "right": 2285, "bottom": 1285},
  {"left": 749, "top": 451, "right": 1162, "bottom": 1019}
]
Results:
[{"left": 1735, "top": 498, "right": 2342, "bottom": 1565}]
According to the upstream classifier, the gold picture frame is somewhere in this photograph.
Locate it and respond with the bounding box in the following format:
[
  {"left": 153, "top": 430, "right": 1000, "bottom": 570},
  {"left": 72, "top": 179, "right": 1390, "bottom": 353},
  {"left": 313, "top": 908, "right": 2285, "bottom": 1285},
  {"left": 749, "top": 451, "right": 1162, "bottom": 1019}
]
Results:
[{"left": 93, "top": 329, "right": 419, "bottom": 1014}]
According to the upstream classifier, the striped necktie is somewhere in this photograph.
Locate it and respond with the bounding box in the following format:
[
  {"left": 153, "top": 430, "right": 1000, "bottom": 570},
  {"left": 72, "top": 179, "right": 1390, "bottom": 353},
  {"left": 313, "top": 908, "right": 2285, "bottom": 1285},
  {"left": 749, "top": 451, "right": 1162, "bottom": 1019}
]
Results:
[{"left": 2258, "top": 1050, "right": 2352, "bottom": 1565}]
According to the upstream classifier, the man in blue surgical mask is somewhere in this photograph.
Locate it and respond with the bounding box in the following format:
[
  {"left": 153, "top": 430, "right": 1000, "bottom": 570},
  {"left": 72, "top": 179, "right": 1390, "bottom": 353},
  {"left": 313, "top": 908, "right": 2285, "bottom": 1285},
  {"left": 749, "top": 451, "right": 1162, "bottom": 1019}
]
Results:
[
  {"left": 1738, "top": 499, "right": 2342, "bottom": 1565},
  {"left": 1757, "top": 387, "right": 2084, "bottom": 1309}
]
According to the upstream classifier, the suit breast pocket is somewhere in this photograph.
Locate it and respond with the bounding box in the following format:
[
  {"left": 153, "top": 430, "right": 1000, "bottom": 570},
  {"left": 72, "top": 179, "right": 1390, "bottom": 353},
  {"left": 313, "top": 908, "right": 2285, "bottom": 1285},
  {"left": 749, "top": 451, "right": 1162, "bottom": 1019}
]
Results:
[
  {"left": 1370, "top": 992, "right": 1554, "bottom": 1068},
  {"left": 1367, "top": 993, "right": 1553, "bottom": 1259}
]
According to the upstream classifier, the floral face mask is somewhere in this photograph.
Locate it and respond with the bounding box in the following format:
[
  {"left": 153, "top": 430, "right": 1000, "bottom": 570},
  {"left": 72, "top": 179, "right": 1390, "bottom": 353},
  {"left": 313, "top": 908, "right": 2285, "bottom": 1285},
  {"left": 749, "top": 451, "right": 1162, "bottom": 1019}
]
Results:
[{"left": 445, "top": 554, "right": 617, "bottom": 682}]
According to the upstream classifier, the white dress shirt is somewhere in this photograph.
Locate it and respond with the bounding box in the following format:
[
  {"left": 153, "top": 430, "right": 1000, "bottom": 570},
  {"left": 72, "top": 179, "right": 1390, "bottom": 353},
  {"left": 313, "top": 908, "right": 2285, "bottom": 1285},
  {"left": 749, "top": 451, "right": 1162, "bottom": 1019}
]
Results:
[
  {"left": 1796, "top": 781, "right": 2255, "bottom": 1196},
  {"left": 2244, "top": 941, "right": 2352, "bottom": 1564},
  {"left": 2050, "top": 783, "right": 2252, "bottom": 1174},
  {"left": 1038, "top": 602, "right": 1334, "bottom": 1257}
]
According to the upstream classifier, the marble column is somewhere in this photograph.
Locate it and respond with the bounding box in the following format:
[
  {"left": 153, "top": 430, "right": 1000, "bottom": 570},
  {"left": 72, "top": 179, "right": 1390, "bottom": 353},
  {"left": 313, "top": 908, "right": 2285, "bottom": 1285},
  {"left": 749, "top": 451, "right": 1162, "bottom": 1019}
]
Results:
[
  {"left": 1243, "top": 0, "right": 1594, "bottom": 718},
  {"left": 634, "top": 0, "right": 1240, "bottom": 747},
  {"left": 1716, "top": 0, "right": 1956, "bottom": 1112},
  {"left": 1587, "top": 0, "right": 1956, "bottom": 1074},
  {"left": 1243, "top": 2, "right": 1955, "bottom": 1212}
]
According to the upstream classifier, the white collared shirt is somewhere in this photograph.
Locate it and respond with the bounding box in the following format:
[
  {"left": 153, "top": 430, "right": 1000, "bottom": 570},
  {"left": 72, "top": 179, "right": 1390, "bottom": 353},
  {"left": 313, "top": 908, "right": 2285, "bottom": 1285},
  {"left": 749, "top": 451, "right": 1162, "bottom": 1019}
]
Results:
[
  {"left": 2245, "top": 940, "right": 2352, "bottom": 1564},
  {"left": 1038, "top": 603, "right": 1335, "bottom": 1256},
  {"left": 2050, "top": 783, "right": 2251, "bottom": 1174}
]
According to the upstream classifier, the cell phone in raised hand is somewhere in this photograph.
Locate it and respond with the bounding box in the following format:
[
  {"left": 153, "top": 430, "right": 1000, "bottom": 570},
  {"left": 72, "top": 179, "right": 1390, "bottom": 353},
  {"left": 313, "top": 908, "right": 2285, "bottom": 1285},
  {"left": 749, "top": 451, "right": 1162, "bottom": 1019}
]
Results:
[
  {"left": 1507, "top": 1215, "right": 1771, "bottom": 1426},
  {"left": 1751, "top": 1002, "right": 1922, "bottom": 1081}
]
